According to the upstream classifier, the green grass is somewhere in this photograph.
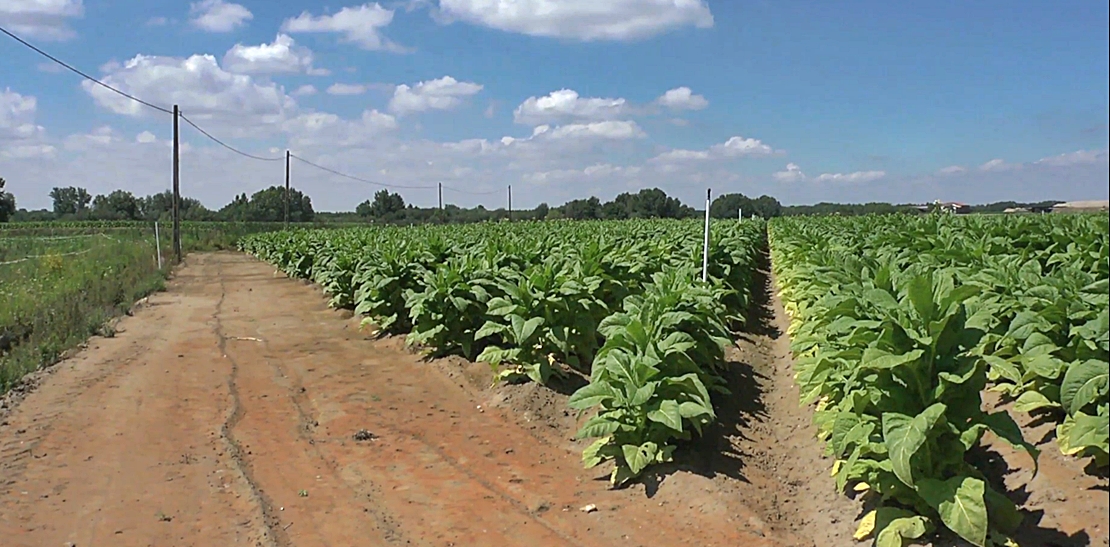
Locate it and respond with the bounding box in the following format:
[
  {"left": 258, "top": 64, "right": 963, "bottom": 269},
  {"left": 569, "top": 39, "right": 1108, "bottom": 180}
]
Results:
[{"left": 0, "top": 222, "right": 286, "bottom": 394}]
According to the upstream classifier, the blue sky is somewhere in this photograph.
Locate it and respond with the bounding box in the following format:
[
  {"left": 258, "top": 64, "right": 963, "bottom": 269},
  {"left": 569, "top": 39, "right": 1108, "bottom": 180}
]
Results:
[{"left": 1, "top": 0, "right": 1107, "bottom": 211}]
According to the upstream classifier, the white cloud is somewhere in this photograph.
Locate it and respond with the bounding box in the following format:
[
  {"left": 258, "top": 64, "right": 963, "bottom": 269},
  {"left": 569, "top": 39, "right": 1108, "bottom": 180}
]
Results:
[
  {"left": 0, "top": 87, "right": 46, "bottom": 143},
  {"left": 136, "top": 130, "right": 158, "bottom": 143},
  {"left": 978, "top": 158, "right": 1016, "bottom": 172},
  {"left": 281, "top": 3, "right": 405, "bottom": 52},
  {"left": 223, "top": 34, "right": 323, "bottom": 75},
  {"left": 513, "top": 89, "right": 628, "bottom": 126},
  {"left": 388, "top": 76, "right": 483, "bottom": 115},
  {"left": 773, "top": 163, "right": 806, "bottom": 183},
  {"left": 542, "top": 120, "right": 646, "bottom": 140},
  {"left": 283, "top": 109, "right": 398, "bottom": 148},
  {"left": 652, "top": 135, "right": 778, "bottom": 163},
  {"left": 80, "top": 54, "right": 296, "bottom": 135},
  {"left": 813, "top": 170, "right": 886, "bottom": 183},
  {"left": 0, "top": 0, "right": 83, "bottom": 41},
  {"left": 327, "top": 83, "right": 369, "bottom": 96},
  {"left": 1034, "top": 148, "right": 1108, "bottom": 167},
  {"left": 63, "top": 125, "right": 119, "bottom": 150},
  {"left": 937, "top": 165, "right": 966, "bottom": 175},
  {"left": 656, "top": 87, "right": 708, "bottom": 110},
  {"left": 436, "top": 0, "right": 714, "bottom": 41},
  {"left": 0, "top": 87, "right": 54, "bottom": 159},
  {"left": 714, "top": 136, "right": 775, "bottom": 157},
  {"left": 189, "top": 0, "right": 252, "bottom": 32},
  {"left": 293, "top": 84, "right": 318, "bottom": 97},
  {"left": 654, "top": 149, "right": 710, "bottom": 162}
]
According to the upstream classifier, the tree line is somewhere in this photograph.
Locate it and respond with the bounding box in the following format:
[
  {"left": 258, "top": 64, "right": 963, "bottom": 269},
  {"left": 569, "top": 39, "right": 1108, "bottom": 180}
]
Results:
[
  {"left": 0, "top": 177, "right": 1067, "bottom": 225},
  {"left": 7, "top": 185, "right": 315, "bottom": 223}
]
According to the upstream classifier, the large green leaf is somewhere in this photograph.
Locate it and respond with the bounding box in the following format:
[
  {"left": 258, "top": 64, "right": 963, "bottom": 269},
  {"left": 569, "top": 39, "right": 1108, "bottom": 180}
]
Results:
[
  {"left": 917, "top": 476, "right": 989, "bottom": 547},
  {"left": 1060, "top": 359, "right": 1108, "bottom": 415},
  {"left": 883, "top": 403, "right": 947, "bottom": 488},
  {"left": 647, "top": 400, "right": 683, "bottom": 433}
]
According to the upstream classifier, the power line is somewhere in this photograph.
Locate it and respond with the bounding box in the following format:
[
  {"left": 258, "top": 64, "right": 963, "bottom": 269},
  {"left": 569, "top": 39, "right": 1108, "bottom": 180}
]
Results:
[
  {"left": 1, "top": 25, "right": 173, "bottom": 115},
  {"left": 441, "top": 184, "right": 503, "bottom": 196},
  {"left": 289, "top": 154, "right": 437, "bottom": 190},
  {"left": 178, "top": 114, "right": 284, "bottom": 162}
]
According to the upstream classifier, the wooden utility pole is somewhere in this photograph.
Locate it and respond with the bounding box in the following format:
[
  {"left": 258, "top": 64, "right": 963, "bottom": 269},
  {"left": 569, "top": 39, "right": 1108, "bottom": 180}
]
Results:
[
  {"left": 172, "top": 105, "right": 182, "bottom": 264},
  {"left": 284, "top": 150, "right": 291, "bottom": 227},
  {"left": 507, "top": 185, "right": 512, "bottom": 222},
  {"left": 438, "top": 182, "right": 443, "bottom": 210}
]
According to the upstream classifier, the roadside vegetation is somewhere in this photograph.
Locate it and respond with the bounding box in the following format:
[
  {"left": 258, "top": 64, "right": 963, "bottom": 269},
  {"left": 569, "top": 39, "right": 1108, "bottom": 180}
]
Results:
[{"left": 0, "top": 222, "right": 285, "bottom": 394}]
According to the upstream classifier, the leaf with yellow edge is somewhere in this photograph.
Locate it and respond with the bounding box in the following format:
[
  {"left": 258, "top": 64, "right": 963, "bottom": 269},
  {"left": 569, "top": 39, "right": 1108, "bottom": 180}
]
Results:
[{"left": 853, "top": 482, "right": 871, "bottom": 492}]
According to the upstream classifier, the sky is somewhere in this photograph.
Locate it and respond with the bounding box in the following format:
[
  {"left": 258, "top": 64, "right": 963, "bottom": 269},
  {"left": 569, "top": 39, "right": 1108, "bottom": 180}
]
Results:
[{"left": 1, "top": 0, "right": 1108, "bottom": 212}]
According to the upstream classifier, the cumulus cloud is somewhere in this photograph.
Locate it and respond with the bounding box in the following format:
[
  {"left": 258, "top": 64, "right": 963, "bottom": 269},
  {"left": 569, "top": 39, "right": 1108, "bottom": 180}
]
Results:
[
  {"left": 541, "top": 120, "right": 646, "bottom": 140},
  {"left": 281, "top": 3, "right": 406, "bottom": 52},
  {"left": 0, "top": 0, "right": 83, "bottom": 41},
  {"left": 388, "top": 76, "right": 483, "bottom": 115},
  {"left": 1034, "top": 148, "right": 1108, "bottom": 167},
  {"left": 0, "top": 89, "right": 55, "bottom": 159},
  {"left": 292, "top": 85, "right": 318, "bottom": 97},
  {"left": 80, "top": 54, "right": 296, "bottom": 135},
  {"left": 436, "top": 0, "right": 714, "bottom": 41},
  {"left": 283, "top": 109, "right": 398, "bottom": 148},
  {"left": 937, "top": 165, "right": 966, "bottom": 175},
  {"left": 656, "top": 87, "right": 708, "bottom": 110},
  {"left": 223, "top": 34, "right": 324, "bottom": 75},
  {"left": 326, "top": 83, "right": 370, "bottom": 96},
  {"left": 136, "top": 130, "right": 158, "bottom": 143},
  {"left": 813, "top": 170, "right": 886, "bottom": 183},
  {"left": 773, "top": 163, "right": 806, "bottom": 182},
  {"left": 189, "top": 0, "right": 252, "bottom": 32},
  {"left": 978, "top": 158, "right": 1017, "bottom": 172},
  {"left": 513, "top": 89, "right": 628, "bottom": 126},
  {"left": 652, "top": 135, "right": 777, "bottom": 163},
  {"left": 0, "top": 88, "right": 45, "bottom": 141}
]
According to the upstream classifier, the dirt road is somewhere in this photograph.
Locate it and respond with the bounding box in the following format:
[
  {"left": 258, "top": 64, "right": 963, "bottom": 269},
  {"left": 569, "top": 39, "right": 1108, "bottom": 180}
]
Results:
[
  {"left": 0, "top": 253, "right": 794, "bottom": 547},
  {"left": 2, "top": 252, "right": 1105, "bottom": 547}
]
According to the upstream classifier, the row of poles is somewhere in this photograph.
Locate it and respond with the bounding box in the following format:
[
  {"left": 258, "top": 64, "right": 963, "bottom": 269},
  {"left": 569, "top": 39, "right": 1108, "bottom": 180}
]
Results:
[{"left": 164, "top": 104, "right": 519, "bottom": 265}]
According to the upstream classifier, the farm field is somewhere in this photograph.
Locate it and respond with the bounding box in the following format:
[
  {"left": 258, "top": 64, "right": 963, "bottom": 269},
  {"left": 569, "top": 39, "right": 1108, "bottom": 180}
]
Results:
[{"left": 0, "top": 214, "right": 1106, "bottom": 547}]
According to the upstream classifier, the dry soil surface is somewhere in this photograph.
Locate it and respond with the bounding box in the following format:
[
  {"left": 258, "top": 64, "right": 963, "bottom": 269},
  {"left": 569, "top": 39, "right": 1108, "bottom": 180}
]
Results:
[{"left": 1, "top": 252, "right": 1106, "bottom": 547}]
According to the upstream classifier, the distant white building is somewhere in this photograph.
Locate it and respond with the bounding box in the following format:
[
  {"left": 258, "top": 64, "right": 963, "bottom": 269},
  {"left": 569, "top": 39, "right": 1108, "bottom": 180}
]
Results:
[{"left": 1052, "top": 200, "right": 1109, "bottom": 213}]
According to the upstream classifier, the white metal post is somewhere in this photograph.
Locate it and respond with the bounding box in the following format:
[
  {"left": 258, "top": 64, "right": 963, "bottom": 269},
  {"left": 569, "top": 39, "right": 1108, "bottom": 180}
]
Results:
[
  {"left": 154, "top": 220, "right": 163, "bottom": 269},
  {"left": 702, "top": 189, "right": 711, "bottom": 282},
  {"left": 739, "top": 208, "right": 743, "bottom": 221}
]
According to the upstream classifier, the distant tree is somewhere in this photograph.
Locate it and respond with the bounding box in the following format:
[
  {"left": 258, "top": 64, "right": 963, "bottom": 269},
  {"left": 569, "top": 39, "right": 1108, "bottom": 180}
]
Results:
[
  {"left": 217, "top": 187, "right": 313, "bottom": 222},
  {"left": 220, "top": 193, "right": 251, "bottom": 221},
  {"left": 0, "top": 177, "right": 15, "bottom": 222},
  {"left": 11, "top": 209, "right": 55, "bottom": 222},
  {"left": 139, "top": 191, "right": 214, "bottom": 221},
  {"left": 357, "top": 190, "right": 406, "bottom": 219},
  {"left": 91, "top": 190, "right": 141, "bottom": 220},
  {"left": 532, "top": 202, "right": 549, "bottom": 220},
  {"left": 49, "top": 186, "right": 92, "bottom": 217},
  {"left": 561, "top": 197, "right": 603, "bottom": 220}
]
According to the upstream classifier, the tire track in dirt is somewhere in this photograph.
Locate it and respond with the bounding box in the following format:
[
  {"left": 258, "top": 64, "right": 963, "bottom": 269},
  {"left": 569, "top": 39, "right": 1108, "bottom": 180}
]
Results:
[
  {"left": 212, "top": 258, "right": 286, "bottom": 547},
  {"left": 0, "top": 256, "right": 270, "bottom": 547}
]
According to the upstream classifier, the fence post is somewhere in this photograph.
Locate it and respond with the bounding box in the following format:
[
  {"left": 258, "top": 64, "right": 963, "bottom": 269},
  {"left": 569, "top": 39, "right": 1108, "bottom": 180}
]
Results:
[
  {"left": 702, "top": 188, "right": 711, "bottom": 282},
  {"left": 154, "top": 220, "right": 163, "bottom": 269}
]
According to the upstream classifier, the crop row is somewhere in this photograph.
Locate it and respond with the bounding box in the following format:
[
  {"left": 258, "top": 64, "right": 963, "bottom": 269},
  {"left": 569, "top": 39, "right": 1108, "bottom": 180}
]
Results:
[
  {"left": 240, "top": 219, "right": 766, "bottom": 482},
  {"left": 770, "top": 213, "right": 1108, "bottom": 547}
]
